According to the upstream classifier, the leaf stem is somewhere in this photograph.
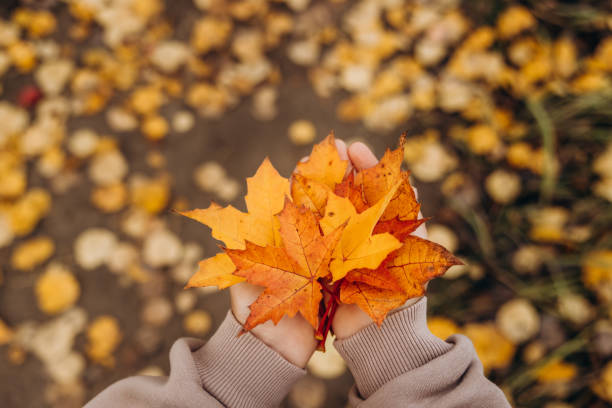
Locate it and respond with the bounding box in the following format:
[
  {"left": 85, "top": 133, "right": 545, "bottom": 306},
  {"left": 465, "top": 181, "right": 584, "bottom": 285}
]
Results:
[
  {"left": 316, "top": 282, "right": 341, "bottom": 350},
  {"left": 316, "top": 297, "right": 333, "bottom": 339},
  {"left": 321, "top": 283, "right": 340, "bottom": 302}
]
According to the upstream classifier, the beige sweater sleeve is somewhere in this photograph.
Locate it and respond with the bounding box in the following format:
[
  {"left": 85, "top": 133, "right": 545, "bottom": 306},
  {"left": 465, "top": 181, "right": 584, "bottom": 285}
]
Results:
[
  {"left": 86, "top": 298, "right": 509, "bottom": 408},
  {"left": 335, "top": 297, "right": 511, "bottom": 408},
  {"left": 85, "top": 310, "right": 305, "bottom": 408}
]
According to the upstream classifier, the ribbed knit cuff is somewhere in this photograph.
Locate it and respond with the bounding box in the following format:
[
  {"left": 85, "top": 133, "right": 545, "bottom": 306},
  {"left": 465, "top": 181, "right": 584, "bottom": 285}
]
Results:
[
  {"left": 193, "top": 311, "right": 306, "bottom": 408},
  {"left": 334, "top": 297, "right": 452, "bottom": 399}
]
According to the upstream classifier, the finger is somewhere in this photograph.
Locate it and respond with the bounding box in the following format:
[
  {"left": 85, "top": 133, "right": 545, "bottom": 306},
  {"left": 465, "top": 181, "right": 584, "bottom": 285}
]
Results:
[
  {"left": 335, "top": 139, "right": 348, "bottom": 161},
  {"left": 335, "top": 138, "right": 353, "bottom": 176},
  {"left": 348, "top": 142, "right": 378, "bottom": 170}
]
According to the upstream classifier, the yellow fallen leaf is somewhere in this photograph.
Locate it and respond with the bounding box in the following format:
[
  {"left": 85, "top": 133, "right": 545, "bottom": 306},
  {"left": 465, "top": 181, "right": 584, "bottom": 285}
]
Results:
[
  {"left": 130, "top": 86, "right": 164, "bottom": 115},
  {"left": 183, "top": 310, "right": 212, "bottom": 335},
  {"left": 428, "top": 316, "right": 460, "bottom": 340},
  {"left": 142, "top": 115, "right": 169, "bottom": 141},
  {"left": 191, "top": 16, "right": 233, "bottom": 54},
  {"left": 31, "top": 11, "right": 57, "bottom": 37},
  {"left": 8, "top": 41, "right": 36, "bottom": 73},
  {"left": 91, "top": 183, "right": 127, "bottom": 213},
  {"left": 11, "top": 236, "right": 54, "bottom": 271},
  {"left": 7, "top": 345, "right": 26, "bottom": 365},
  {"left": 462, "top": 323, "right": 515, "bottom": 374},
  {"left": 9, "top": 188, "right": 51, "bottom": 236},
  {"left": 130, "top": 175, "right": 170, "bottom": 214},
  {"left": 535, "top": 359, "right": 577, "bottom": 384},
  {"left": 583, "top": 250, "right": 612, "bottom": 297},
  {"left": 86, "top": 315, "right": 122, "bottom": 367},
  {"left": 0, "top": 167, "right": 26, "bottom": 199},
  {"left": 35, "top": 263, "right": 80, "bottom": 315},
  {"left": 0, "top": 319, "right": 13, "bottom": 345}
]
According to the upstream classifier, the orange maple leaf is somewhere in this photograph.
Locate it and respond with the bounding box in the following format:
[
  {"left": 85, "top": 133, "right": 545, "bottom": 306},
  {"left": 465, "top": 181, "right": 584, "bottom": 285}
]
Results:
[
  {"left": 373, "top": 217, "right": 427, "bottom": 242},
  {"left": 291, "top": 132, "right": 348, "bottom": 216},
  {"left": 340, "top": 236, "right": 461, "bottom": 324},
  {"left": 344, "top": 265, "right": 402, "bottom": 291},
  {"left": 226, "top": 200, "right": 344, "bottom": 330},
  {"left": 336, "top": 170, "right": 425, "bottom": 242},
  {"left": 357, "top": 136, "right": 405, "bottom": 207},
  {"left": 291, "top": 173, "right": 330, "bottom": 216},
  {"left": 387, "top": 236, "right": 463, "bottom": 297},
  {"left": 339, "top": 281, "right": 407, "bottom": 326},
  {"left": 334, "top": 172, "right": 368, "bottom": 213},
  {"left": 383, "top": 172, "right": 421, "bottom": 221},
  {"left": 355, "top": 136, "right": 421, "bottom": 222}
]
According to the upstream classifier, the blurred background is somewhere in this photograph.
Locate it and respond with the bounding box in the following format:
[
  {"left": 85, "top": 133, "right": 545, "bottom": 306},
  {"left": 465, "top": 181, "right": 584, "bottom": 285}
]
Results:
[{"left": 0, "top": 0, "right": 610, "bottom": 406}]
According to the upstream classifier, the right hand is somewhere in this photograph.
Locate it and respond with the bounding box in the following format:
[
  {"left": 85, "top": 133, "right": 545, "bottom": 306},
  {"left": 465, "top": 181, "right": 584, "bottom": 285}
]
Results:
[{"left": 331, "top": 141, "right": 428, "bottom": 339}]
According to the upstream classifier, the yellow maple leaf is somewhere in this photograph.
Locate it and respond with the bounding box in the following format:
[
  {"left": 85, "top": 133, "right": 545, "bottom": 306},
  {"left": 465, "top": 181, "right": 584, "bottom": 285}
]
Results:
[
  {"left": 294, "top": 132, "right": 348, "bottom": 189},
  {"left": 320, "top": 182, "right": 401, "bottom": 281},
  {"left": 244, "top": 158, "right": 291, "bottom": 246},
  {"left": 180, "top": 158, "right": 290, "bottom": 289},
  {"left": 185, "top": 252, "right": 242, "bottom": 289}
]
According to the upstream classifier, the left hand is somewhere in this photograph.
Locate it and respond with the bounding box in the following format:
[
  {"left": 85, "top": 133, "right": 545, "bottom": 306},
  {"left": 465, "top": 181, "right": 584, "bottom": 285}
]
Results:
[
  {"left": 230, "top": 283, "right": 317, "bottom": 368},
  {"left": 228, "top": 139, "right": 354, "bottom": 368}
]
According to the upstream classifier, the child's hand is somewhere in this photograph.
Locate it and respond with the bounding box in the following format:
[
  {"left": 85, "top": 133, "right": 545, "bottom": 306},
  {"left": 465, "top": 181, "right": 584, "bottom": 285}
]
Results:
[
  {"left": 331, "top": 141, "right": 428, "bottom": 339},
  {"left": 230, "top": 282, "right": 317, "bottom": 367}
]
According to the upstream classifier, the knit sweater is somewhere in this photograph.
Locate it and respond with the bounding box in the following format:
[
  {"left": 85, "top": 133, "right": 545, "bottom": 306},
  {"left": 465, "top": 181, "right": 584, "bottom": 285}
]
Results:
[{"left": 85, "top": 297, "right": 510, "bottom": 407}]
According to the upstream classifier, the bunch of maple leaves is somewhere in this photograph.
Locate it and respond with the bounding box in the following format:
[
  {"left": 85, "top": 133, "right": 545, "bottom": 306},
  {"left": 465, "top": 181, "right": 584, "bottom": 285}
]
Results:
[{"left": 179, "top": 133, "right": 461, "bottom": 350}]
